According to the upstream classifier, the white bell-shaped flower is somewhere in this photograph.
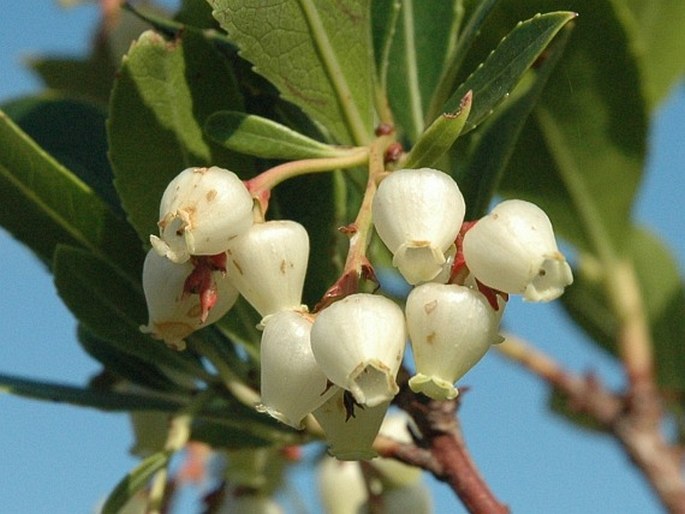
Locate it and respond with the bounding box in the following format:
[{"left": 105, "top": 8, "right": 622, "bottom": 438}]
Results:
[
  {"left": 140, "top": 249, "right": 238, "bottom": 350},
  {"left": 405, "top": 282, "right": 502, "bottom": 400},
  {"left": 462, "top": 199, "right": 573, "bottom": 302},
  {"left": 372, "top": 168, "right": 465, "bottom": 284},
  {"left": 312, "top": 388, "right": 390, "bottom": 460},
  {"left": 226, "top": 220, "right": 309, "bottom": 322},
  {"left": 317, "top": 457, "right": 367, "bottom": 514},
  {"left": 371, "top": 411, "right": 422, "bottom": 488},
  {"left": 359, "top": 482, "right": 434, "bottom": 514},
  {"left": 310, "top": 293, "right": 406, "bottom": 407},
  {"left": 257, "top": 310, "right": 337, "bottom": 429},
  {"left": 150, "top": 166, "right": 254, "bottom": 263}
]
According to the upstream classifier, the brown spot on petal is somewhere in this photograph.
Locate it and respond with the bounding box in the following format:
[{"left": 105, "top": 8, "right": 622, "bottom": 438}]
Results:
[
  {"left": 280, "top": 259, "right": 287, "bottom": 274},
  {"left": 424, "top": 300, "right": 438, "bottom": 314},
  {"left": 426, "top": 332, "right": 436, "bottom": 345},
  {"left": 232, "top": 259, "right": 244, "bottom": 275},
  {"left": 205, "top": 189, "right": 217, "bottom": 202}
]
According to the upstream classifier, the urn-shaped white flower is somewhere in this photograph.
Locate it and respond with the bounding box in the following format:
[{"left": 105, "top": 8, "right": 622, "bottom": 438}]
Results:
[
  {"left": 140, "top": 249, "right": 238, "bottom": 350},
  {"left": 226, "top": 220, "right": 309, "bottom": 322},
  {"left": 317, "top": 457, "right": 367, "bottom": 514},
  {"left": 312, "top": 388, "right": 390, "bottom": 460},
  {"left": 310, "top": 293, "right": 406, "bottom": 407},
  {"left": 462, "top": 199, "right": 573, "bottom": 302},
  {"left": 257, "top": 310, "right": 337, "bottom": 429},
  {"left": 405, "top": 282, "right": 502, "bottom": 400},
  {"left": 372, "top": 168, "right": 465, "bottom": 284},
  {"left": 150, "top": 166, "right": 254, "bottom": 263}
]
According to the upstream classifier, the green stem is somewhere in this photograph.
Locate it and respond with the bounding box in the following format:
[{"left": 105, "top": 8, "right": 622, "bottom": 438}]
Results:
[
  {"left": 297, "top": 0, "right": 373, "bottom": 145},
  {"left": 247, "top": 148, "right": 369, "bottom": 195},
  {"left": 401, "top": 0, "right": 424, "bottom": 140},
  {"left": 536, "top": 107, "right": 654, "bottom": 385},
  {"left": 342, "top": 135, "right": 394, "bottom": 275},
  {"left": 147, "top": 390, "right": 213, "bottom": 513},
  {"left": 192, "top": 338, "right": 261, "bottom": 407}
]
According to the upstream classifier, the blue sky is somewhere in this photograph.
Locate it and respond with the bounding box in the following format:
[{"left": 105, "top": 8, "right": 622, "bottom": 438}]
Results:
[{"left": 0, "top": 1, "right": 683, "bottom": 513}]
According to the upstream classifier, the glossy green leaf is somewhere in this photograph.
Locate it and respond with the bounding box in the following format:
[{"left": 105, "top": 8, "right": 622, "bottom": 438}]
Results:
[
  {"left": 445, "top": 11, "right": 577, "bottom": 133},
  {"left": 561, "top": 227, "right": 685, "bottom": 391},
  {"left": 0, "top": 373, "right": 182, "bottom": 412},
  {"left": 497, "top": 0, "right": 646, "bottom": 254},
  {"left": 101, "top": 450, "right": 172, "bottom": 514},
  {"left": 456, "top": 23, "right": 572, "bottom": 218},
  {"left": 77, "top": 325, "right": 189, "bottom": 393},
  {"left": 2, "top": 96, "right": 123, "bottom": 217},
  {"left": 385, "top": 0, "right": 463, "bottom": 142},
  {"left": 403, "top": 90, "right": 472, "bottom": 169},
  {"left": 108, "top": 28, "right": 251, "bottom": 244},
  {"left": 208, "top": 0, "right": 375, "bottom": 145},
  {"left": 426, "top": 0, "right": 501, "bottom": 122},
  {"left": 0, "top": 110, "right": 142, "bottom": 278},
  {"left": 611, "top": 0, "right": 685, "bottom": 107},
  {"left": 28, "top": 38, "right": 118, "bottom": 106},
  {"left": 53, "top": 245, "right": 212, "bottom": 382},
  {"left": 205, "top": 111, "right": 345, "bottom": 159}
]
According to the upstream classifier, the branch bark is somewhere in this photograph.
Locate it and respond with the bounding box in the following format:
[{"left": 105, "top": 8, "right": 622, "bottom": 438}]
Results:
[
  {"left": 375, "top": 377, "right": 510, "bottom": 514},
  {"left": 496, "top": 335, "right": 685, "bottom": 513}
]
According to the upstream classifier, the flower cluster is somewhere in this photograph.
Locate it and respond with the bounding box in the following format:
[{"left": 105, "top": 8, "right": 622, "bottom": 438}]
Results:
[{"left": 141, "top": 165, "right": 573, "bottom": 458}]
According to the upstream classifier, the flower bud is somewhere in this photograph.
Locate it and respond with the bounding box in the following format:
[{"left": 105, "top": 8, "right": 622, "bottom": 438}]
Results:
[
  {"left": 150, "top": 166, "right": 254, "bottom": 263},
  {"left": 312, "top": 388, "right": 389, "bottom": 460},
  {"left": 405, "top": 283, "right": 502, "bottom": 400},
  {"left": 140, "top": 249, "right": 238, "bottom": 350},
  {"left": 226, "top": 220, "right": 309, "bottom": 322},
  {"left": 372, "top": 168, "right": 465, "bottom": 284},
  {"left": 311, "top": 293, "right": 406, "bottom": 407},
  {"left": 257, "top": 311, "right": 337, "bottom": 429},
  {"left": 462, "top": 199, "right": 573, "bottom": 302}
]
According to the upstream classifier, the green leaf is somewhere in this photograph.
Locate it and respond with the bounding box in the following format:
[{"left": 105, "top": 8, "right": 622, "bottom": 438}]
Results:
[
  {"left": 385, "top": 0, "right": 463, "bottom": 142},
  {"left": 371, "top": 0, "right": 401, "bottom": 91},
  {"left": 611, "top": 0, "right": 685, "bottom": 107},
  {"left": 426, "top": 0, "right": 501, "bottom": 122},
  {"left": 205, "top": 111, "right": 346, "bottom": 159},
  {"left": 403, "top": 90, "right": 472, "bottom": 169},
  {"left": 101, "top": 450, "right": 172, "bottom": 514},
  {"left": 77, "top": 325, "right": 190, "bottom": 393},
  {"left": 0, "top": 110, "right": 143, "bottom": 278},
  {"left": 2, "top": 96, "right": 123, "bottom": 217},
  {"left": 445, "top": 11, "right": 577, "bottom": 133},
  {"left": 53, "top": 245, "right": 211, "bottom": 382},
  {"left": 28, "top": 37, "right": 118, "bottom": 106},
  {"left": 108, "top": 28, "right": 251, "bottom": 244},
  {"left": 561, "top": 227, "right": 685, "bottom": 391},
  {"left": 0, "top": 373, "right": 182, "bottom": 412},
  {"left": 498, "top": 0, "right": 647, "bottom": 254},
  {"left": 456, "top": 23, "right": 573, "bottom": 218},
  {"left": 208, "top": 0, "right": 375, "bottom": 145}
]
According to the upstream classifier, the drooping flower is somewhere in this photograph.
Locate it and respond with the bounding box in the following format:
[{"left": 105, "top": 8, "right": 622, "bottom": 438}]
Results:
[
  {"left": 372, "top": 168, "right": 465, "bottom": 284},
  {"left": 462, "top": 199, "right": 573, "bottom": 302},
  {"left": 140, "top": 249, "right": 238, "bottom": 350},
  {"left": 226, "top": 220, "right": 309, "bottom": 323},
  {"left": 310, "top": 293, "right": 406, "bottom": 407},
  {"left": 317, "top": 457, "right": 367, "bottom": 514},
  {"left": 312, "top": 388, "right": 390, "bottom": 460},
  {"left": 257, "top": 310, "right": 337, "bottom": 429},
  {"left": 405, "top": 282, "right": 502, "bottom": 400},
  {"left": 150, "top": 166, "right": 254, "bottom": 264}
]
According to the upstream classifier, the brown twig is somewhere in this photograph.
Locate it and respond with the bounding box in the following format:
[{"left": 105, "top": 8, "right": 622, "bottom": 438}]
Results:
[
  {"left": 374, "top": 378, "right": 510, "bottom": 514},
  {"left": 496, "top": 335, "right": 685, "bottom": 513}
]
